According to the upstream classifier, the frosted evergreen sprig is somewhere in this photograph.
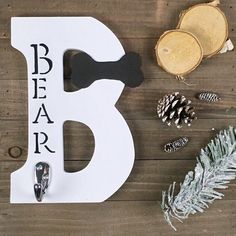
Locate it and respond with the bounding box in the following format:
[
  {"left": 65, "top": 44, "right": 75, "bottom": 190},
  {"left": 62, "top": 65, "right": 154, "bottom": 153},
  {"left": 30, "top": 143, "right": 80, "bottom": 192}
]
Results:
[{"left": 161, "top": 126, "right": 236, "bottom": 231}]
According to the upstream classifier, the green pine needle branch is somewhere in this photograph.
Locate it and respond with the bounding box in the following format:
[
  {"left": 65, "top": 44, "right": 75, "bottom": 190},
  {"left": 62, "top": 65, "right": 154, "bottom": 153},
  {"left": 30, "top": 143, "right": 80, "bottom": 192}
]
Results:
[{"left": 161, "top": 126, "right": 236, "bottom": 231}]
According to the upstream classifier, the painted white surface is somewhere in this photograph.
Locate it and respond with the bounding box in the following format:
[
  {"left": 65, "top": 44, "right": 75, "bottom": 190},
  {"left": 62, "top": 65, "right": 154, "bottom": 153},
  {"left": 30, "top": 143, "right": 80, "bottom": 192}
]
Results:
[{"left": 10, "top": 17, "right": 135, "bottom": 203}]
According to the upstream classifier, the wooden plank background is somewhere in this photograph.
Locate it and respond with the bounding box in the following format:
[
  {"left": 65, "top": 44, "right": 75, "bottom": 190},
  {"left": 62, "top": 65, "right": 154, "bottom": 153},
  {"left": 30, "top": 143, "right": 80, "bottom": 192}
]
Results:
[{"left": 0, "top": 0, "right": 236, "bottom": 235}]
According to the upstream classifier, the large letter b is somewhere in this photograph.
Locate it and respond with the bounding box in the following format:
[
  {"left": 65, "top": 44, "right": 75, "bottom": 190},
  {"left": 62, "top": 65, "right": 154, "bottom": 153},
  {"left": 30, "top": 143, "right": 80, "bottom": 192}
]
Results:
[{"left": 10, "top": 17, "right": 135, "bottom": 203}]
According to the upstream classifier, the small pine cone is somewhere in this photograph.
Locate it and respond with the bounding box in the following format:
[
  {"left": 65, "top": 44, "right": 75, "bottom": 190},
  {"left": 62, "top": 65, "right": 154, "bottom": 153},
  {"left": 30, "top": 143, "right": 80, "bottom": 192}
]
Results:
[
  {"left": 197, "top": 92, "right": 221, "bottom": 102},
  {"left": 164, "top": 137, "right": 189, "bottom": 153},
  {"left": 157, "top": 92, "right": 196, "bottom": 128}
]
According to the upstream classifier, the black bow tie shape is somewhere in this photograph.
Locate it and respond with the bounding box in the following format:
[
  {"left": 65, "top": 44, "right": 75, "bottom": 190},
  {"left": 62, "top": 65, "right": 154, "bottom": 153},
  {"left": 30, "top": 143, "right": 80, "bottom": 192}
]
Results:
[{"left": 71, "top": 52, "right": 144, "bottom": 89}]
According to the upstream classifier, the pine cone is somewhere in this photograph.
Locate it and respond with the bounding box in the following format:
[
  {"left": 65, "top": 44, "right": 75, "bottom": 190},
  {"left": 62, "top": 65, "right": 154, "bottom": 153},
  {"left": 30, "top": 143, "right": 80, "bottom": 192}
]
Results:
[
  {"left": 164, "top": 137, "right": 189, "bottom": 153},
  {"left": 157, "top": 92, "right": 196, "bottom": 128},
  {"left": 197, "top": 92, "right": 221, "bottom": 102}
]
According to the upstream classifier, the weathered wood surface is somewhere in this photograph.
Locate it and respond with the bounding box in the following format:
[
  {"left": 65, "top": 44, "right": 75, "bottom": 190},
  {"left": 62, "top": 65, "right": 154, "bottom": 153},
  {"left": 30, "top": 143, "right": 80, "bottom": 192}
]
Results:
[
  {"left": 0, "top": 200, "right": 236, "bottom": 236},
  {"left": 0, "top": 0, "right": 236, "bottom": 235},
  {"left": 1, "top": 37, "right": 236, "bottom": 80},
  {"left": 1, "top": 119, "right": 236, "bottom": 161},
  {"left": 0, "top": 79, "right": 236, "bottom": 120},
  {"left": 0, "top": 0, "right": 235, "bottom": 39},
  {"left": 1, "top": 161, "right": 236, "bottom": 203}
]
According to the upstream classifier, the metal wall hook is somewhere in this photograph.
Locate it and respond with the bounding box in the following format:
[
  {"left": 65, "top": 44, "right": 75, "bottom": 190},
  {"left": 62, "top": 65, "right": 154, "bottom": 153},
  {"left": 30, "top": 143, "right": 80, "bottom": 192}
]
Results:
[{"left": 34, "top": 162, "right": 50, "bottom": 202}]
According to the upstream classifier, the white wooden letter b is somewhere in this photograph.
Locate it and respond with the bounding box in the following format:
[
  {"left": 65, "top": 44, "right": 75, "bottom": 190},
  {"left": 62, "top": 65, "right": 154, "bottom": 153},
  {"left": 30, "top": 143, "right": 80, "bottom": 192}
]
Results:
[{"left": 10, "top": 17, "right": 135, "bottom": 203}]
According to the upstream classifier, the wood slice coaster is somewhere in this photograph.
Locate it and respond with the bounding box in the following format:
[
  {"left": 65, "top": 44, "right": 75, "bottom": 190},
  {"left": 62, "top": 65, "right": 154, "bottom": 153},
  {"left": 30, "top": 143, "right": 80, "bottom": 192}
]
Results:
[
  {"left": 155, "top": 30, "right": 203, "bottom": 76},
  {"left": 178, "top": 3, "right": 228, "bottom": 57}
]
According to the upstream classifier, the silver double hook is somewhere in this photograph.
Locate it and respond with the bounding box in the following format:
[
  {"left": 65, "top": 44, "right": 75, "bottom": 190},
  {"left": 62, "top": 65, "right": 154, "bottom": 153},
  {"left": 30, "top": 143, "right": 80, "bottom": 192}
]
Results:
[{"left": 34, "top": 162, "right": 50, "bottom": 202}]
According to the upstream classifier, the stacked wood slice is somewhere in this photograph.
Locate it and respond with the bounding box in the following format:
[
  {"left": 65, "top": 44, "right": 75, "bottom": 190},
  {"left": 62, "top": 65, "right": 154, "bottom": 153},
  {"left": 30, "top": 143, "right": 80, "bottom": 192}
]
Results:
[
  {"left": 156, "top": 30, "right": 203, "bottom": 77},
  {"left": 155, "top": 0, "right": 230, "bottom": 78}
]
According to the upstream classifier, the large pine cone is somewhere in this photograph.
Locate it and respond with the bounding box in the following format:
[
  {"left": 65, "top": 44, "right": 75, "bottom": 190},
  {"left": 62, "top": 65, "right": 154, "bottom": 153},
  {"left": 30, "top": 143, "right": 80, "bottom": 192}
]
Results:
[{"left": 157, "top": 92, "right": 196, "bottom": 128}]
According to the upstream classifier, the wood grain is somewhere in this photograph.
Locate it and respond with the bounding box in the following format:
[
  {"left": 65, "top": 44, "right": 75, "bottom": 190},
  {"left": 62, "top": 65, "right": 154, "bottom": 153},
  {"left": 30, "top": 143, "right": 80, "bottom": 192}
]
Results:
[
  {"left": 0, "top": 0, "right": 236, "bottom": 235},
  {"left": 0, "top": 79, "right": 236, "bottom": 121},
  {"left": 0, "top": 200, "right": 235, "bottom": 236},
  {"left": 1, "top": 161, "right": 236, "bottom": 203},
  {"left": 0, "top": 0, "right": 235, "bottom": 39},
  {"left": 1, "top": 38, "right": 236, "bottom": 80},
  {"left": 1, "top": 119, "right": 236, "bottom": 162}
]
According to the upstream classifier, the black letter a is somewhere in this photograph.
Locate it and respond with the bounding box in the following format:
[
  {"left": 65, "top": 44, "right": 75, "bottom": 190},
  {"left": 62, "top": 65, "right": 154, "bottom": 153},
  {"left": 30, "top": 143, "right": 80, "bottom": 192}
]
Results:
[{"left": 33, "top": 103, "right": 54, "bottom": 124}]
